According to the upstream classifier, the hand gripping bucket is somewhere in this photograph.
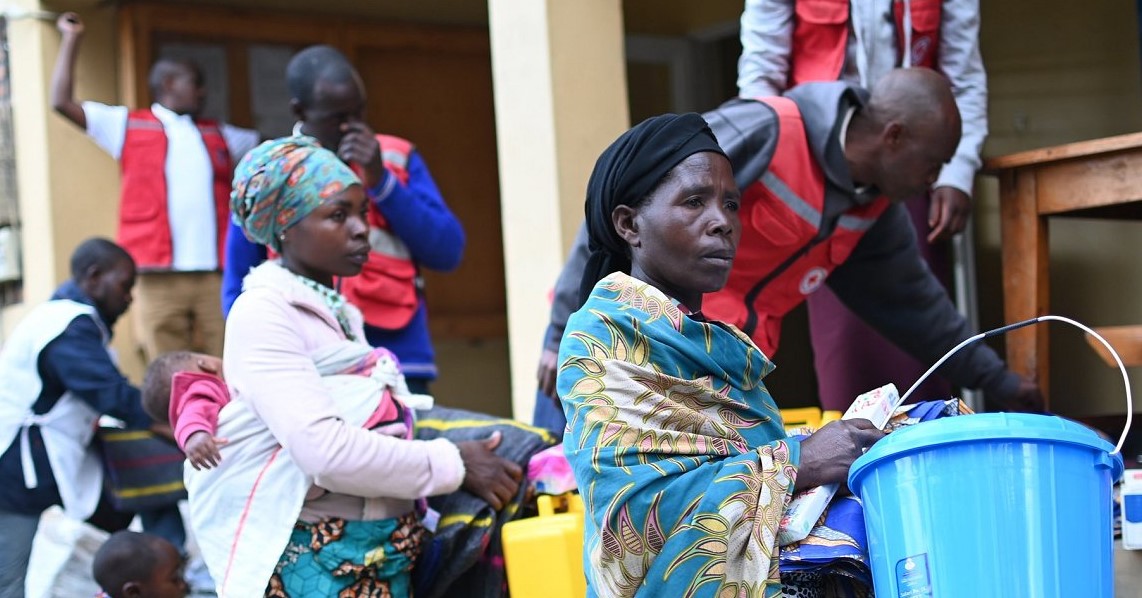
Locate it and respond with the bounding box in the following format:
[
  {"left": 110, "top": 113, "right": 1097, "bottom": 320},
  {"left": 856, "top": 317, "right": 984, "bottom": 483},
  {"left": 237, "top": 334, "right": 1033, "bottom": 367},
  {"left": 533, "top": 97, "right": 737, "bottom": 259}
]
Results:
[{"left": 848, "top": 316, "right": 1130, "bottom": 597}]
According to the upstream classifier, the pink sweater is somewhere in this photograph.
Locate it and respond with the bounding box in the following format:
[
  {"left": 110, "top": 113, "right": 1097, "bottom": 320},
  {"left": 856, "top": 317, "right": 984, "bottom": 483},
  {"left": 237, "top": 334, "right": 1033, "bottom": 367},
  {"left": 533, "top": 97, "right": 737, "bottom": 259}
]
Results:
[
  {"left": 223, "top": 262, "right": 465, "bottom": 521},
  {"left": 170, "top": 372, "right": 229, "bottom": 451}
]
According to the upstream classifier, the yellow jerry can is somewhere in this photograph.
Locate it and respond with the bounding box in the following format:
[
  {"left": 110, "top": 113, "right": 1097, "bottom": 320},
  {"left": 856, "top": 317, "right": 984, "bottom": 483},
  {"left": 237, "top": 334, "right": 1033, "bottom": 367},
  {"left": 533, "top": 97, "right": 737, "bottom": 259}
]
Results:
[{"left": 502, "top": 493, "right": 587, "bottom": 598}]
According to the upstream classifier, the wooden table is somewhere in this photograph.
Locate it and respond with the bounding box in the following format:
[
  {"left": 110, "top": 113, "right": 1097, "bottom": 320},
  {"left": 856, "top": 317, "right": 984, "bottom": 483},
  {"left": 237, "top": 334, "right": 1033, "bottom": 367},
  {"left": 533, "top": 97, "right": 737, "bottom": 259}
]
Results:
[{"left": 984, "top": 132, "right": 1142, "bottom": 404}]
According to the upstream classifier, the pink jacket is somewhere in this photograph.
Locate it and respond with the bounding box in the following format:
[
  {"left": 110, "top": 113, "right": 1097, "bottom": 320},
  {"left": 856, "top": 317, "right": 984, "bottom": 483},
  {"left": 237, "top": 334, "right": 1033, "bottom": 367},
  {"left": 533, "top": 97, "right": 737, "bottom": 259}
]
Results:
[
  {"left": 170, "top": 372, "right": 229, "bottom": 451},
  {"left": 223, "top": 261, "right": 465, "bottom": 520}
]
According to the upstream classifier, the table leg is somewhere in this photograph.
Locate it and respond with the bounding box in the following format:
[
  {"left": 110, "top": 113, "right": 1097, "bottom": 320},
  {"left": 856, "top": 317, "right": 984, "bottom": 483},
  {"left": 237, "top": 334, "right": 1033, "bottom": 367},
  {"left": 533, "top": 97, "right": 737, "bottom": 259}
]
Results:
[{"left": 999, "top": 168, "right": 1051, "bottom": 404}]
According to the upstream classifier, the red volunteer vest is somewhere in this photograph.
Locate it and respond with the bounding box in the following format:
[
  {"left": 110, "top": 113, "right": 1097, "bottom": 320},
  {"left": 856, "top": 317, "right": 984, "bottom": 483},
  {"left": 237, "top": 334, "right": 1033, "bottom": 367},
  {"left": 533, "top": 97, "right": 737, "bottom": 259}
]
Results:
[
  {"left": 338, "top": 134, "right": 421, "bottom": 331},
  {"left": 703, "top": 97, "right": 890, "bottom": 356},
  {"left": 118, "top": 109, "right": 231, "bottom": 270},
  {"left": 789, "top": 0, "right": 941, "bottom": 88}
]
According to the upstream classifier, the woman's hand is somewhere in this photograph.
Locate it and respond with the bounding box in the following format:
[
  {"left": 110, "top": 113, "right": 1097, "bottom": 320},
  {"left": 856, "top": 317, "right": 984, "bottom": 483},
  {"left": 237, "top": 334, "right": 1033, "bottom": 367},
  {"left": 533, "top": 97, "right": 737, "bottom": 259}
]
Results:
[
  {"left": 794, "top": 418, "right": 885, "bottom": 493},
  {"left": 456, "top": 431, "right": 523, "bottom": 510}
]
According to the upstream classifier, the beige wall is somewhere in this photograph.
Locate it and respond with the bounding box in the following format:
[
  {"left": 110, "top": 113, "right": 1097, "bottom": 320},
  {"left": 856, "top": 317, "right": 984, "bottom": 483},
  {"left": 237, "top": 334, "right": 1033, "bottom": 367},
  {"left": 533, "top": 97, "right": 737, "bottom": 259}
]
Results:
[
  {"left": 975, "top": 0, "right": 1142, "bottom": 416},
  {"left": 489, "top": 0, "right": 630, "bottom": 421}
]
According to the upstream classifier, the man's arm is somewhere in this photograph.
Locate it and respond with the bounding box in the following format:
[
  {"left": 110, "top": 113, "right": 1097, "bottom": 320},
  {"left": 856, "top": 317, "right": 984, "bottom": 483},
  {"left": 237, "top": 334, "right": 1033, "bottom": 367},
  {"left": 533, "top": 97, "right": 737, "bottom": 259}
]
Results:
[
  {"left": 50, "top": 13, "right": 87, "bottom": 129},
  {"left": 737, "top": 0, "right": 796, "bottom": 98},
  {"left": 39, "top": 316, "right": 151, "bottom": 428},
  {"left": 825, "top": 204, "right": 1021, "bottom": 402},
  {"left": 928, "top": 0, "right": 988, "bottom": 240},
  {"left": 535, "top": 224, "right": 592, "bottom": 398},
  {"left": 221, "top": 124, "right": 261, "bottom": 165},
  {"left": 371, "top": 150, "right": 465, "bottom": 272},
  {"left": 545, "top": 223, "right": 591, "bottom": 354},
  {"left": 221, "top": 220, "right": 267, "bottom": 317}
]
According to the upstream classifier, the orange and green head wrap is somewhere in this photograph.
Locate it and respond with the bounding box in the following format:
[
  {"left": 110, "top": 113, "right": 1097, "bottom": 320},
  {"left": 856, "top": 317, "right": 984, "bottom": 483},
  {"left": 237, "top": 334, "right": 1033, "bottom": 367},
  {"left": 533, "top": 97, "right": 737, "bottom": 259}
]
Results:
[{"left": 230, "top": 135, "right": 360, "bottom": 252}]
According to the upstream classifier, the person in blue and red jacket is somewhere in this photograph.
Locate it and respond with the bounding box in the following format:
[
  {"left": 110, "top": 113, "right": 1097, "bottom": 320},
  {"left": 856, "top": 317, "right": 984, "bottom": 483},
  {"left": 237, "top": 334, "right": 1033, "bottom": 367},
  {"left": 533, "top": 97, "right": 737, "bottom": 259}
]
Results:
[
  {"left": 50, "top": 13, "right": 259, "bottom": 364},
  {"left": 222, "top": 45, "right": 464, "bottom": 393}
]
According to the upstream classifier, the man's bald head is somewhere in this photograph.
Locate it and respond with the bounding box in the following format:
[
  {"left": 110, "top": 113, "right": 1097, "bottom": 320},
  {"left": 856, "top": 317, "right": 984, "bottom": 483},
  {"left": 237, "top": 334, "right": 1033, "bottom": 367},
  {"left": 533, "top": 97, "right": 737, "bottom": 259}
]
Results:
[
  {"left": 849, "top": 68, "right": 962, "bottom": 201},
  {"left": 867, "top": 68, "right": 960, "bottom": 150}
]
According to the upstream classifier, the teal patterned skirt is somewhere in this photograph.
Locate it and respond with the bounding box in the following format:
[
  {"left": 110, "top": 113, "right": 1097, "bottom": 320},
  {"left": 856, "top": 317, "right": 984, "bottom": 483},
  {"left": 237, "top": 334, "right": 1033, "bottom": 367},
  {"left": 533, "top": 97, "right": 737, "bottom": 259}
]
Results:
[{"left": 265, "top": 511, "right": 426, "bottom": 597}]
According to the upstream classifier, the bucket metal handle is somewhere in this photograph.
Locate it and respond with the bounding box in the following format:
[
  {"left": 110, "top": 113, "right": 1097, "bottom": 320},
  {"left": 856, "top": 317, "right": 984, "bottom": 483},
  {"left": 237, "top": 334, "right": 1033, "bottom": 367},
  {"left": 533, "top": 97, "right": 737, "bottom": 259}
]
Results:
[{"left": 895, "top": 315, "right": 1133, "bottom": 455}]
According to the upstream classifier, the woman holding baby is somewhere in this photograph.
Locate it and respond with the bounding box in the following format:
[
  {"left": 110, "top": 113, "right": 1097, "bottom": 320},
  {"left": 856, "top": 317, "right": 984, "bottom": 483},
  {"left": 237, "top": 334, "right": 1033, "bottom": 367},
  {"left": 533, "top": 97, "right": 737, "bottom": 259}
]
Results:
[{"left": 184, "top": 136, "right": 520, "bottom": 597}]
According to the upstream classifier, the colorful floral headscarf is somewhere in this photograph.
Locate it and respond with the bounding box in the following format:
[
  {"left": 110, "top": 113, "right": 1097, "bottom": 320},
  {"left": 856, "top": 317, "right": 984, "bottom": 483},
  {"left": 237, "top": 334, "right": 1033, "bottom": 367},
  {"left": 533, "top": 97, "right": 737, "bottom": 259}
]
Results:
[{"left": 230, "top": 136, "right": 360, "bottom": 252}]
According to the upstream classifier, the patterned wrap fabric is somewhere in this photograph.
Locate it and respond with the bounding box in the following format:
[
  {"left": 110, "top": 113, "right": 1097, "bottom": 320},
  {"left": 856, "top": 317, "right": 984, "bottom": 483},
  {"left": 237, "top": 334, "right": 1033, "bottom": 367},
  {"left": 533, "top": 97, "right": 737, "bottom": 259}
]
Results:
[
  {"left": 557, "top": 272, "right": 801, "bottom": 598},
  {"left": 266, "top": 511, "right": 426, "bottom": 597},
  {"left": 230, "top": 135, "right": 360, "bottom": 253}
]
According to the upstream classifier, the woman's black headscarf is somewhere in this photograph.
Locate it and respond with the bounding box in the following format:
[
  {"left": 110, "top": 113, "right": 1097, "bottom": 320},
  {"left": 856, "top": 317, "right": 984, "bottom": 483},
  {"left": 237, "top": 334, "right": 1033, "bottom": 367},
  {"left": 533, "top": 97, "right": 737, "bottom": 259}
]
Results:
[{"left": 578, "top": 112, "right": 726, "bottom": 306}]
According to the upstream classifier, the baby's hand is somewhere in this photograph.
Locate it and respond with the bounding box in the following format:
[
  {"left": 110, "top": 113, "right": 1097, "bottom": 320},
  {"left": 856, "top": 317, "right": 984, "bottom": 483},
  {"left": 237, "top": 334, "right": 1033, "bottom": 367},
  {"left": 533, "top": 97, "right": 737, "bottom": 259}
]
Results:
[{"left": 185, "top": 432, "right": 228, "bottom": 470}]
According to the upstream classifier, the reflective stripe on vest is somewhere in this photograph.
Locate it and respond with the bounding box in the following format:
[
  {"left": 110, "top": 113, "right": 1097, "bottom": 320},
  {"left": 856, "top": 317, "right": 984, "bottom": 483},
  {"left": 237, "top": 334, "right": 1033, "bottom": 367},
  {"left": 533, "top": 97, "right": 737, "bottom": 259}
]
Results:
[
  {"left": 381, "top": 147, "right": 410, "bottom": 171},
  {"left": 118, "top": 109, "right": 232, "bottom": 269},
  {"left": 789, "top": 0, "right": 941, "bottom": 88},
  {"left": 703, "top": 96, "right": 890, "bottom": 356},
  {"left": 338, "top": 134, "right": 423, "bottom": 331}
]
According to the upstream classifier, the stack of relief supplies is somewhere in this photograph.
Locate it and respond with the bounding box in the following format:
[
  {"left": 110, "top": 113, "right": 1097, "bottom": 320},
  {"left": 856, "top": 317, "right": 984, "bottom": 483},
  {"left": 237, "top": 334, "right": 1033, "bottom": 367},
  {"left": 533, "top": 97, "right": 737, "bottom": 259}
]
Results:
[{"left": 777, "top": 398, "right": 974, "bottom": 593}]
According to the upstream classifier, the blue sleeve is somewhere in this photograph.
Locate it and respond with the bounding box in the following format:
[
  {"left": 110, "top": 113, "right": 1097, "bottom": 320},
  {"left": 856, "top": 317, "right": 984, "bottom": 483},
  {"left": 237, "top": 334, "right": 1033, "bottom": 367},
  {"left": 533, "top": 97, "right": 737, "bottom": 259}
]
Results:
[
  {"left": 38, "top": 317, "right": 151, "bottom": 428},
  {"left": 222, "top": 220, "right": 267, "bottom": 317},
  {"left": 369, "top": 150, "right": 465, "bottom": 272}
]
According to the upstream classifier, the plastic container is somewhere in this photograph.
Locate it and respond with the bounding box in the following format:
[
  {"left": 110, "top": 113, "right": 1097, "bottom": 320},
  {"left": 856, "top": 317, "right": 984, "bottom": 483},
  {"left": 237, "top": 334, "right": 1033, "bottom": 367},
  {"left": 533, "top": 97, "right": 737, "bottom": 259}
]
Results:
[
  {"left": 502, "top": 493, "right": 587, "bottom": 598},
  {"left": 849, "top": 413, "right": 1124, "bottom": 597},
  {"left": 1122, "top": 469, "right": 1142, "bottom": 550}
]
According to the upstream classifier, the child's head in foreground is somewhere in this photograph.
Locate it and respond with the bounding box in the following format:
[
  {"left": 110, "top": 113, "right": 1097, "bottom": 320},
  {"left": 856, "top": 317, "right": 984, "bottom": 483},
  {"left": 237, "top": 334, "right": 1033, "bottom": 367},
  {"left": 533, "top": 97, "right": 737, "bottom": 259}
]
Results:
[
  {"left": 93, "top": 531, "right": 188, "bottom": 598},
  {"left": 141, "top": 351, "right": 223, "bottom": 423}
]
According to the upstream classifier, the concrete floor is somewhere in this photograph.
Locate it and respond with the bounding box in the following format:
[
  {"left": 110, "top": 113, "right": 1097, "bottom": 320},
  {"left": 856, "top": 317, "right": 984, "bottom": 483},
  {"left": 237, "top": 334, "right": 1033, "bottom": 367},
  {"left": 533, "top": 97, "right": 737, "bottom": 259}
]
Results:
[{"left": 1116, "top": 541, "right": 1142, "bottom": 595}]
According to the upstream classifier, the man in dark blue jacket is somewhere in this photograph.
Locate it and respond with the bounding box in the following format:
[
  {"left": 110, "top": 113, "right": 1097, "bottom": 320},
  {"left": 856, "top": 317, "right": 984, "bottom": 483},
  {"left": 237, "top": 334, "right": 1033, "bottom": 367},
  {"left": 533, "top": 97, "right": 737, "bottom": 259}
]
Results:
[
  {"left": 0, "top": 238, "right": 154, "bottom": 598},
  {"left": 222, "top": 46, "right": 464, "bottom": 393}
]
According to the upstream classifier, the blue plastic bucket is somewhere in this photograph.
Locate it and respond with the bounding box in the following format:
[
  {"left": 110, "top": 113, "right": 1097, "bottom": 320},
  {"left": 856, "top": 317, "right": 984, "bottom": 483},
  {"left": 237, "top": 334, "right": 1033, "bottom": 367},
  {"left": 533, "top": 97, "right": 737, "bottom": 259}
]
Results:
[{"left": 848, "top": 413, "right": 1123, "bottom": 597}]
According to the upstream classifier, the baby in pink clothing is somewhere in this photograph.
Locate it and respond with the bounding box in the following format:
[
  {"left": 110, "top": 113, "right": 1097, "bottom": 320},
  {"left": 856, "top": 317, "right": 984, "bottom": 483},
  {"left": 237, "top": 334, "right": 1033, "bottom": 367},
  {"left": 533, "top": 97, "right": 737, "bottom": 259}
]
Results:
[
  {"left": 141, "top": 352, "right": 230, "bottom": 470},
  {"left": 141, "top": 346, "right": 424, "bottom": 471}
]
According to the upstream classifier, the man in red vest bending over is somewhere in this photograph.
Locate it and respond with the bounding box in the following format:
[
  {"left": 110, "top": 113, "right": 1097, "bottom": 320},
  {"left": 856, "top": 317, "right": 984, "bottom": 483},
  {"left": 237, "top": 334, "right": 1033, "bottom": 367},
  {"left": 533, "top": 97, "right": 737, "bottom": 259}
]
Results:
[
  {"left": 51, "top": 12, "right": 259, "bottom": 362},
  {"left": 738, "top": 0, "right": 988, "bottom": 412}
]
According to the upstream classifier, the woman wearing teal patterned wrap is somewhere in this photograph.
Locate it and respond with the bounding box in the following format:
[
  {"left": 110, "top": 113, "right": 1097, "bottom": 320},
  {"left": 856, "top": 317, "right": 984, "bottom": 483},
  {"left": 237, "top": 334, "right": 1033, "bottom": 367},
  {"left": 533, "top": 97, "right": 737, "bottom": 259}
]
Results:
[{"left": 557, "top": 113, "right": 884, "bottom": 597}]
